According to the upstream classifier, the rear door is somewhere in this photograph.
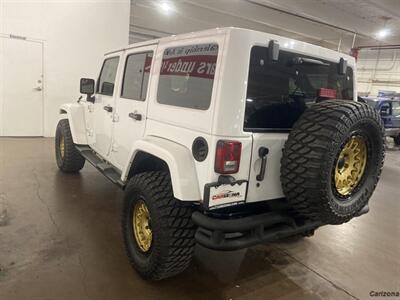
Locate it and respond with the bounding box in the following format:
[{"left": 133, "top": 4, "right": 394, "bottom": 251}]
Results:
[
  {"left": 109, "top": 45, "right": 155, "bottom": 170},
  {"left": 244, "top": 45, "right": 354, "bottom": 202}
]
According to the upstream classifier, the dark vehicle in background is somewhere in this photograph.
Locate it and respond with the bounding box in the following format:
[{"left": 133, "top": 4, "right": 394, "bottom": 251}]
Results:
[{"left": 360, "top": 95, "right": 400, "bottom": 145}]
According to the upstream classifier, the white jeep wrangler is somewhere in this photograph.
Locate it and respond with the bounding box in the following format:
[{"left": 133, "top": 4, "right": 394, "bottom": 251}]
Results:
[{"left": 56, "top": 27, "right": 385, "bottom": 280}]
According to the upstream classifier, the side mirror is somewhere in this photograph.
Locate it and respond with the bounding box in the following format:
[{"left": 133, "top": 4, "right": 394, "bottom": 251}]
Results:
[
  {"left": 338, "top": 58, "right": 347, "bottom": 75},
  {"left": 80, "top": 78, "right": 95, "bottom": 103}
]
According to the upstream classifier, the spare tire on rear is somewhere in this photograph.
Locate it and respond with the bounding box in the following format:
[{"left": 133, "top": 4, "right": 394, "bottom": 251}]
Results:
[{"left": 281, "top": 100, "right": 385, "bottom": 225}]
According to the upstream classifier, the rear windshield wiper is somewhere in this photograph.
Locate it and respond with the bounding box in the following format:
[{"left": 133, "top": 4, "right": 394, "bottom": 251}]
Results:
[{"left": 291, "top": 57, "right": 329, "bottom": 66}]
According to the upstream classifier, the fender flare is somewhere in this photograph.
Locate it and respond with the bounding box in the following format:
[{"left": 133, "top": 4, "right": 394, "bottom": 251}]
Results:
[
  {"left": 59, "top": 104, "right": 88, "bottom": 145},
  {"left": 122, "top": 137, "right": 201, "bottom": 201}
]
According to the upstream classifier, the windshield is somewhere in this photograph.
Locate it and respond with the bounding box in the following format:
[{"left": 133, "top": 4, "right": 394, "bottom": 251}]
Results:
[{"left": 244, "top": 46, "right": 354, "bottom": 131}]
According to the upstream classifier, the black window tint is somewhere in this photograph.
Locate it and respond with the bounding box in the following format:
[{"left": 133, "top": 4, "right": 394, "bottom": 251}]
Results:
[
  {"left": 157, "top": 43, "right": 218, "bottom": 110},
  {"left": 121, "top": 52, "right": 153, "bottom": 100},
  {"left": 98, "top": 57, "right": 119, "bottom": 96},
  {"left": 245, "top": 46, "right": 354, "bottom": 131}
]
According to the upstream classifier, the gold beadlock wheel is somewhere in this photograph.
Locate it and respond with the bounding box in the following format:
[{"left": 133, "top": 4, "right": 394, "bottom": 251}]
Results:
[
  {"left": 55, "top": 119, "right": 85, "bottom": 173},
  {"left": 334, "top": 136, "right": 367, "bottom": 196},
  {"left": 59, "top": 135, "right": 65, "bottom": 159},
  {"left": 122, "top": 172, "right": 196, "bottom": 280},
  {"left": 281, "top": 100, "right": 384, "bottom": 225},
  {"left": 133, "top": 199, "right": 152, "bottom": 252}
]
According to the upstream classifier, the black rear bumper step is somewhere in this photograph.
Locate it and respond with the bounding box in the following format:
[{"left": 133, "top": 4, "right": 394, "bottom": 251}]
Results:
[
  {"left": 75, "top": 145, "right": 125, "bottom": 187},
  {"left": 192, "top": 211, "right": 321, "bottom": 251}
]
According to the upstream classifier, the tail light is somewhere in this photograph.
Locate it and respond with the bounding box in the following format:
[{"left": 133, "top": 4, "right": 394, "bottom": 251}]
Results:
[{"left": 215, "top": 140, "right": 242, "bottom": 174}]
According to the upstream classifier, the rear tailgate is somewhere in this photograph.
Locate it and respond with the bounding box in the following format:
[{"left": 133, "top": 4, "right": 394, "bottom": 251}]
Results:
[{"left": 246, "top": 133, "right": 287, "bottom": 202}]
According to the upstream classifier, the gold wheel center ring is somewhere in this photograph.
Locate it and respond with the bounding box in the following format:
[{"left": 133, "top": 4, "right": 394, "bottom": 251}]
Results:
[{"left": 334, "top": 136, "right": 367, "bottom": 196}]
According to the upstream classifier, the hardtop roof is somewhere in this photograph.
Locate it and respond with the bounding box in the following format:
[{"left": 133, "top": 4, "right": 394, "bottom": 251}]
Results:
[
  {"left": 105, "top": 27, "right": 232, "bottom": 55},
  {"left": 104, "top": 27, "right": 354, "bottom": 63}
]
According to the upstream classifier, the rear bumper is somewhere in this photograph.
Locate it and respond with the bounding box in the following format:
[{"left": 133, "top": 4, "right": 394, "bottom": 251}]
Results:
[
  {"left": 192, "top": 204, "right": 370, "bottom": 251},
  {"left": 192, "top": 210, "right": 321, "bottom": 251}
]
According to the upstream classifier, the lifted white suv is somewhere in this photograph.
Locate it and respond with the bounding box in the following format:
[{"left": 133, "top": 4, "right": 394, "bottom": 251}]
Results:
[{"left": 56, "top": 27, "right": 385, "bottom": 280}]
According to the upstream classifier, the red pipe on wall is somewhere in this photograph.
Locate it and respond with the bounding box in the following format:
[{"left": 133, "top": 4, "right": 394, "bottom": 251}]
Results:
[{"left": 350, "top": 44, "right": 400, "bottom": 60}]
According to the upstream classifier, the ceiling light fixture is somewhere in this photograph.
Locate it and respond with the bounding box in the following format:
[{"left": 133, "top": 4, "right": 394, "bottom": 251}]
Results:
[
  {"left": 376, "top": 28, "right": 390, "bottom": 39},
  {"left": 158, "top": 1, "right": 173, "bottom": 15}
]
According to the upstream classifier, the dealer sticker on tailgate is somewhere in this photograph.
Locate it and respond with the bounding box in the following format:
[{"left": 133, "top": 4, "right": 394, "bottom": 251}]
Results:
[{"left": 205, "top": 181, "right": 247, "bottom": 210}]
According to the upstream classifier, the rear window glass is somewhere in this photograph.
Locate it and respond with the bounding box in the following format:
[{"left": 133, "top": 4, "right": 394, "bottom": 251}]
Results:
[
  {"left": 245, "top": 46, "right": 354, "bottom": 131},
  {"left": 157, "top": 43, "right": 218, "bottom": 110}
]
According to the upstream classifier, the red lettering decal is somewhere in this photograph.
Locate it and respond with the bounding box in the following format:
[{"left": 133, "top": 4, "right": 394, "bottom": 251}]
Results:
[
  {"left": 144, "top": 55, "right": 153, "bottom": 73},
  {"left": 160, "top": 55, "right": 217, "bottom": 79}
]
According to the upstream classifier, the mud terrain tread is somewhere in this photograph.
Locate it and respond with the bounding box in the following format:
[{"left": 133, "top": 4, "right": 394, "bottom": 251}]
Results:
[
  {"left": 281, "top": 100, "right": 385, "bottom": 224},
  {"left": 122, "top": 171, "right": 196, "bottom": 280},
  {"left": 55, "top": 119, "right": 85, "bottom": 173}
]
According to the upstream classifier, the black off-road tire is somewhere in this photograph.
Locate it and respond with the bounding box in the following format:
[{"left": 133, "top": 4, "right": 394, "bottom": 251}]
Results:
[
  {"left": 281, "top": 100, "right": 385, "bottom": 225},
  {"left": 393, "top": 134, "right": 400, "bottom": 146},
  {"left": 122, "top": 171, "right": 196, "bottom": 280},
  {"left": 55, "top": 119, "right": 85, "bottom": 173}
]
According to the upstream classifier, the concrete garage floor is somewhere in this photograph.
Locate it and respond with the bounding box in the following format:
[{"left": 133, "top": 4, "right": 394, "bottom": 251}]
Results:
[{"left": 0, "top": 138, "right": 399, "bottom": 300}]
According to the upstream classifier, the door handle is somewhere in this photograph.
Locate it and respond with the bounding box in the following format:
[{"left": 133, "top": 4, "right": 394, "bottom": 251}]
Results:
[
  {"left": 256, "top": 147, "right": 269, "bottom": 181},
  {"left": 33, "top": 86, "right": 42, "bottom": 91},
  {"left": 103, "top": 105, "right": 113, "bottom": 112},
  {"left": 128, "top": 112, "right": 142, "bottom": 121}
]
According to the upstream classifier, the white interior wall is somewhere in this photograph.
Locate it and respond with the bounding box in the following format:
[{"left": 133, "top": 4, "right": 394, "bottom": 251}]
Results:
[
  {"left": 0, "top": 0, "right": 130, "bottom": 136},
  {"left": 357, "top": 49, "right": 400, "bottom": 96}
]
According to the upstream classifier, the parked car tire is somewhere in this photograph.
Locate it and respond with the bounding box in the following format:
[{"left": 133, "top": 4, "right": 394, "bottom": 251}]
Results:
[
  {"left": 281, "top": 100, "right": 385, "bottom": 224},
  {"left": 122, "top": 171, "right": 196, "bottom": 280},
  {"left": 393, "top": 134, "right": 400, "bottom": 146},
  {"left": 55, "top": 119, "right": 85, "bottom": 173}
]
